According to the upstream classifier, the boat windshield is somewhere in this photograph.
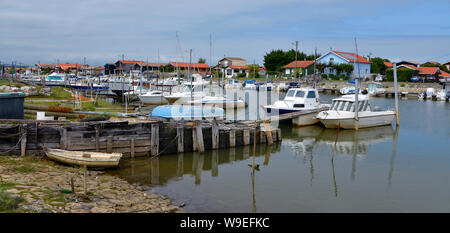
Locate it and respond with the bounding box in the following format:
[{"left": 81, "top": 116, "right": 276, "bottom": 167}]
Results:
[
  {"left": 295, "top": 91, "right": 306, "bottom": 98},
  {"left": 286, "top": 90, "right": 296, "bottom": 97}
]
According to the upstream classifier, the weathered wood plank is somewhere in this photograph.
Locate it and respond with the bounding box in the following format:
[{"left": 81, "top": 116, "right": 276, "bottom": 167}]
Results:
[
  {"left": 229, "top": 129, "right": 236, "bottom": 147},
  {"left": 211, "top": 123, "right": 219, "bottom": 150},
  {"left": 151, "top": 124, "right": 159, "bottom": 156},
  {"left": 177, "top": 127, "right": 184, "bottom": 153}
]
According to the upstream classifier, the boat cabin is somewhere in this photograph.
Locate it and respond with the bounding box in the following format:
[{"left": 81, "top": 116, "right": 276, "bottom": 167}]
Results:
[
  {"left": 284, "top": 88, "right": 319, "bottom": 109},
  {"left": 330, "top": 95, "right": 371, "bottom": 112}
]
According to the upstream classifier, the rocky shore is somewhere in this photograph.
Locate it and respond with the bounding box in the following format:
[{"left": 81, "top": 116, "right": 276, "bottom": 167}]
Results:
[{"left": 0, "top": 156, "right": 183, "bottom": 213}]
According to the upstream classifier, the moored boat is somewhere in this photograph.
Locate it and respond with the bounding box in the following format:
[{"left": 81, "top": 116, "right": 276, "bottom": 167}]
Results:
[
  {"left": 44, "top": 148, "right": 122, "bottom": 169},
  {"left": 316, "top": 94, "right": 395, "bottom": 129}
]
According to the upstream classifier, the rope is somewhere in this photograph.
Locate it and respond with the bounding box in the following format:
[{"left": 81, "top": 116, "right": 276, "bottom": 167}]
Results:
[
  {"left": 149, "top": 134, "right": 179, "bottom": 158},
  {"left": 0, "top": 132, "right": 22, "bottom": 138},
  {"left": 0, "top": 134, "right": 23, "bottom": 154}
]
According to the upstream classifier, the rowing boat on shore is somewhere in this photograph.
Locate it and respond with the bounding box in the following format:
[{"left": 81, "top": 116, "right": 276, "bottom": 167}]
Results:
[{"left": 44, "top": 148, "right": 122, "bottom": 169}]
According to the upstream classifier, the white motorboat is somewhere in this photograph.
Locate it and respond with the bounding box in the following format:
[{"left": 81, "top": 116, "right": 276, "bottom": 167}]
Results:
[
  {"left": 418, "top": 88, "right": 435, "bottom": 100},
  {"left": 436, "top": 83, "right": 450, "bottom": 101},
  {"left": 263, "top": 88, "right": 330, "bottom": 126},
  {"left": 366, "top": 82, "right": 386, "bottom": 96},
  {"left": 44, "top": 72, "right": 66, "bottom": 86},
  {"left": 164, "top": 84, "right": 205, "bottom": 104},
  {"left": 187, "top": 95, "right": 246, "bottom": 109},
  {"left": 316, "top": 94, "right": 395, "bottom": 129},
  {"left": 340, "top": 86, "right": 356, "bottom": 95},
  {"left": 224, "top": 79, "right": 242, "bottom": 89},
  {"left": 138, "top": 90, "right": 168, "bottom": 105}
]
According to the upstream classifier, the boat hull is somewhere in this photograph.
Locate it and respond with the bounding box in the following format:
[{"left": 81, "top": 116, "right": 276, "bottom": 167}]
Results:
[
  {"left": 319, "top": 112, "right": 395, "bottom": 129},
  {"left": 45, "top": 149, "right": 122, "bottom": 169},
  {"left": 138, "top": 95, "right": 169, "bottom": 105},
  {"left": 292, "top": 111, "right": 321, "bottom": 126}
]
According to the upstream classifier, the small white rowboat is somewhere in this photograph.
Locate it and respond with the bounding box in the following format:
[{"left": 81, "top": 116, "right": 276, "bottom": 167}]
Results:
[{"left": 44, "top": 148, "right": 122, "bottom": 169}]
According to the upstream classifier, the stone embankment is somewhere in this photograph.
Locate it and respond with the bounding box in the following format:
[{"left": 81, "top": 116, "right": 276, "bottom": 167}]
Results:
[
  {"left": 319, "top": 80, "right": 442, "bottom": 94},
  {"left": 0, "top": 156, "right": 182, "bottom": 213}
]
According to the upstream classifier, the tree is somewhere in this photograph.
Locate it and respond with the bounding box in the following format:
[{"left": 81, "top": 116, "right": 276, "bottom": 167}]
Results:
[
  {"left": 370, "top": 57, "right": 388, "bottom": 74},
  {"left": 198, "top": 58, "right": 206, "bottom": 64},
  {"left": 315, "top": 62, "right": 327, "bottom": 74},
  {"left": 340, "top": 63, "right": 354, "bottom": 76},
  {"left": 263, "top": 49, "right": 319, "bottom": 74},
  {"left": 263, "top": 49, "right": 286, "bottom": 73},
  {"left": 247, "top": 64, "right": 260, "bottom": 78},
  {"left": 386, "top": 68, "right": 413, "bottom": 82}
]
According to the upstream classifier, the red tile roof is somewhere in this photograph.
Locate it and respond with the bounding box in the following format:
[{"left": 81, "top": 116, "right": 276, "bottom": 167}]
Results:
[
  {"left": 282, "top": 60, "right": 315, "bottom": 69},
  {"left": 418, "top": 67, "right": 439, "bottom": 75},
  {"left": 169, "top": 62, "right": 210, "bottom": 69},
  {"left": 333, "top": 51, "right": 371, "bottom": 64},
  {"left": 229, "top": 65, "right": 248, "bottom": 70},
  {"left": 398, "top": 64, "right": 418, "bottom": 70},
  {"left": 118, "top": 60, "right": 145, "bottom": 64},
  {"left": 439, "top": 71, "right": 450, "bottom": 77},
  {"left": 384, "top": 62, "right": 393, "bottom": 68},
  {"left": 56, "top": 63, "right": 82, "bottom": 70}
]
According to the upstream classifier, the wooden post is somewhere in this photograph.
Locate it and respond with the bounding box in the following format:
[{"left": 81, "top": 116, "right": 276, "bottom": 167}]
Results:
[
  {"left": 151, "top": 124, "right": 159, "bottom": 156},
  {"left": 212, "top": 123, "right": 219, "bottom": 149},
  {"left": 192, "top": 127, "right": 198, "bottom": 152},
  {"left": 60, "top": 128, "right": 67, "bottom": 150},
  {"left": 243, "top": 129, "right": 250, "bottom": 145},
  {"left": 393, "top": 63, "right": 400, "bottom": 126},
  {"left": 276, "top": 128, "right": 282, "bottom": 141},
  {"left": 95, "top": 125, "right": 100, "bottom": 152},
  {"left": 264, "top": 122, "right": 273, "bottom": 145},
  {"left": 83, "top": 164, "right": 87, "bottom": 195},
  {"left": 130, "top": 138, "right": 135, "bottom": 158},
  {"left": 20, "top": 124, "right": 27, "bottom": 157},
  {"left": 229, "top": 129, "right": 236, "bottom": 147},
  {"left": 177, "top": 127, "right": 184, "bottom": 153},
  {"left": 106, "top": 136, "right": 113, "bottom": 153},
  {"left": 195, "top": 122, "right": 205, "bottom": 153}
]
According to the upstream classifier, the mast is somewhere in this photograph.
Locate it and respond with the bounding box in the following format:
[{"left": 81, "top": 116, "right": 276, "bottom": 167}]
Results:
[
  {"left": 354, "top": 37, "right": 361, "bottom": 131},
  {"left": 313, "top": 47, "right": 317, "bottom": 89},
  {"left": 189, "top": 49, "right": 192, "bottom": 101},
  {"left": 295, "top": 41, "right": 298, "bottom": 83}
]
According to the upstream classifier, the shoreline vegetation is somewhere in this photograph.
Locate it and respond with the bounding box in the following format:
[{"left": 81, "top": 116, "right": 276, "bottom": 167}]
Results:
[{"left": 0, "top": 155, "right": 182, "bottom": 213}]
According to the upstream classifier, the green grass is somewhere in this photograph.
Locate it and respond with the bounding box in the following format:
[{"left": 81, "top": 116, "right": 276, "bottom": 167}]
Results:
[
  {"left": 13, "top": 165, "right": 35, "bottom": 173},
  {"left": 0, "top": 190, "right": 24, "bottom": 212},
  {"left": 0, "top": 81, "right": 26, "bottom": 87}
]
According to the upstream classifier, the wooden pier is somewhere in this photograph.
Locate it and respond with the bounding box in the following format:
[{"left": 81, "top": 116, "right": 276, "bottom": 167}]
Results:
[{"left": 0, "top": 120, "right": 281, "bottom": 157}]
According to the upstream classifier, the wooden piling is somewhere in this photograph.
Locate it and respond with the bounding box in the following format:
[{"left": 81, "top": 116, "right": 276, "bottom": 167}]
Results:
[
  {"left": 94, "top": 125, "right": 100, "bottom": 152},
  {"left": 229, "top": 129, "right": 236, "bottom": 147},
  {"left": 151, "top": 124, "right": 159, "bottom": 156},
  {"left": 20, "top": 124, "right": 27, "bottom": 157},
  {"left": 177, "top": 127, "right": 184, "bottom": 153},
  {"left": 130, "top": 138, "right": 135, "bottom": 158},
  {"left": 60, "top": 128, "right": 68, "bottom": 150},
  {"left": 212, "top": 123, "right": 219, "bottom": 149},
  {"left": 264, "top": 122, "right": 273, "bottom": 145},
  {"left": 192, "top": 127, "right": 198, "bottom": 152},
  {"left": 106, "top": 136, "right": 113, "bottom": 153},
  {"left": 195, "top": 122, "right": 205, "bottom": 153},
  {"left": 276, "top": 128, "right": 282, "bottom": 141},
  {"left": 243, "top": 130, "right": 250, "bottom": 145}
]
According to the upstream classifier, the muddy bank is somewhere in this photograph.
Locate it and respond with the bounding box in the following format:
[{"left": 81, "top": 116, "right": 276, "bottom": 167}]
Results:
[{"left": 0, "top": 156, "right": 183, "bottom": 213}]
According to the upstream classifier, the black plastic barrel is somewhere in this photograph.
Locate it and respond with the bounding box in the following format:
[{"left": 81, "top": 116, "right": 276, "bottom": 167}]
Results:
[{"left": 0, "top": 92, "right": 25, "bottom": 119}]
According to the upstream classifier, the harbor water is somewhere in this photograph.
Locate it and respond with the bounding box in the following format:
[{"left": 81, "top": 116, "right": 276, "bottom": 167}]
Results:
[{"left": 108, "top": 91, "right": 450, "bottom": 212}]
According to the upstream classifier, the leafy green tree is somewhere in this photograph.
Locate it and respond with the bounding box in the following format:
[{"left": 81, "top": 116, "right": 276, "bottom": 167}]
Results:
[
  {"left": 315, "top": 62, "right": 327, "bottom": 74},
  {"left": 370, "top": 57, "right": 388, "bottom": 74},
  {"left": 263, "top": 49, "right": 319, "bottom": 73},
  {"left": 247, "top": 64, "right": 260, "bottom": 78},
  {"left": 340, "top": 63, "right": 354, "bottom": 76},
  {"left": 386, "top": 68, "right": 413, "bottom": 82},
  {"left": 198, "top": 58, "right": 206, "bottom": 64}
]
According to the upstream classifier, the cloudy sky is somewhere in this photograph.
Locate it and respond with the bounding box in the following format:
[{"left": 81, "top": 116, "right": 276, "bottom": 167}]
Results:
[{"left": 1, "top": 0, "right": 449, "bottom": 66}]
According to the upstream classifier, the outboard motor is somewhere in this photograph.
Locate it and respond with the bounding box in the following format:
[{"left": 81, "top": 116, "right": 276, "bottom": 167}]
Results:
[{"left": 361, "top": 89, "right": 368, "bottom": 95}]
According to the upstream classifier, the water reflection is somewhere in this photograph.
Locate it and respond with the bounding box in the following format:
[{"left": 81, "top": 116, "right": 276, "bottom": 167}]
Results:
[{"left": 112, "top": 143, "right": 282, "bottom": 186}]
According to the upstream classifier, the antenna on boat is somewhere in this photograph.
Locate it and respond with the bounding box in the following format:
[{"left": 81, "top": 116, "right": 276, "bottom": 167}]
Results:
[{"left": 393, "top": 63, "right": 400, "bottom": 126}]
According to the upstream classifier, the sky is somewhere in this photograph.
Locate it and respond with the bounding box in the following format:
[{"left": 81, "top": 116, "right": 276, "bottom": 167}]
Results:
[{"left": 0, "top": 0, "right": 449, "bottom": 66}]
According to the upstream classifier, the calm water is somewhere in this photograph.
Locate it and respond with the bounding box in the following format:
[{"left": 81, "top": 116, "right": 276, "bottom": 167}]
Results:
[{"left": 108, "top": 92, "right": 450, "bottom": 212}]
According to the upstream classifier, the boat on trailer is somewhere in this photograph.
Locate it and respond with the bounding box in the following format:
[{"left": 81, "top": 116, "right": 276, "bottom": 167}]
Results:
[{"left": 44, "top": 148, "right": 122, "bottom": 169}]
